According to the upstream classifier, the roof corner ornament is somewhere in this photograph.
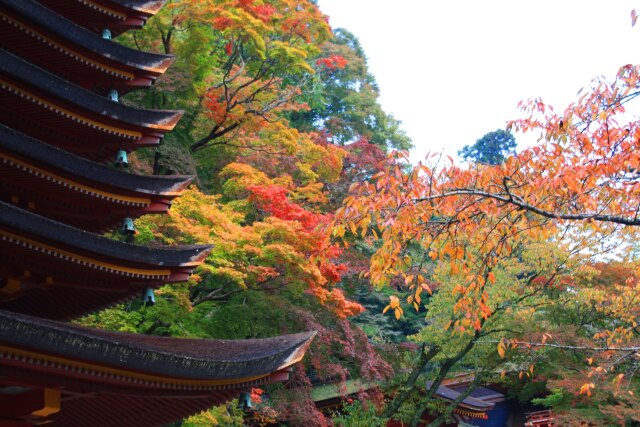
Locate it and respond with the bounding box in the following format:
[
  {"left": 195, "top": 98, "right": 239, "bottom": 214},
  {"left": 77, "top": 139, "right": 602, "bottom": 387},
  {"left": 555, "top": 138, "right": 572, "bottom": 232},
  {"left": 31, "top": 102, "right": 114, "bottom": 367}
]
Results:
[{"left": 101, "top": 28, "right": 112, "bottom": 40}]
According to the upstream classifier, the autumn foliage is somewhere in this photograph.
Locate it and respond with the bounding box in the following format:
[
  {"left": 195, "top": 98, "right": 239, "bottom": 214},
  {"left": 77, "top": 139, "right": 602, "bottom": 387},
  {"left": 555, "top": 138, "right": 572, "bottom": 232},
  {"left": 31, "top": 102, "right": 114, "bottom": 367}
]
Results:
[
  {"left": 335, "top": 61, "right": 640, "bottom": 424},
  {"left": 87, "top": 1, "right": 640, "bottom": 425}
]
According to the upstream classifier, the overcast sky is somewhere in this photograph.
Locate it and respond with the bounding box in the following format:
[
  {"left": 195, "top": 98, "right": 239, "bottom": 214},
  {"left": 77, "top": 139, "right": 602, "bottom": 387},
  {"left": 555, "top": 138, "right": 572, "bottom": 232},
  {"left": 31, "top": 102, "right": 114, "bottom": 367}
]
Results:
[{"left": 316, "top": 1, "right": 640, "bottom": 162}]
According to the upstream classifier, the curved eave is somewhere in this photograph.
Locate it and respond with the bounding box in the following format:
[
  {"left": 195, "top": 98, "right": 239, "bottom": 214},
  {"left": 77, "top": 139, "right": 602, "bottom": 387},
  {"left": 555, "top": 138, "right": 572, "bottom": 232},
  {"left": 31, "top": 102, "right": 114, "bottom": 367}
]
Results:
[
  {"left": 0, "top": 126, "right": 193, "bottom": 197},
  {"left": 35, "top": 0, "right": 166, "bottom": 37},
  {"left": 0, "top": 310, "right": 315, "bottom": 382},
  {"left": 0, "top": 202, "right": 211, "bottom": 268},
  {"left": 0, "top": 49, "right": 183, "bottom": 131},
  {"left": 1, "top": 0, "right": 174, "bottom": 75},
  {"left": 108, "top": 0, "right": 167, "bottom": 16}
]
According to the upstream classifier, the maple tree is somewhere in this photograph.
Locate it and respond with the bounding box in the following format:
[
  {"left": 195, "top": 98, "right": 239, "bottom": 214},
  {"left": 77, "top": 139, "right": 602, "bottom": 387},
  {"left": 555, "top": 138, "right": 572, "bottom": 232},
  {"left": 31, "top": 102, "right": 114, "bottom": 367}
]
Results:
[
  {"left": 335, "top": 63, "right": 640, "bottom": 424},
  {"left": 119, "top": 0, "right": 345, "bottom": 181},
  {"left": 174, "top": 0, "right": 333, "bottom": 153}
]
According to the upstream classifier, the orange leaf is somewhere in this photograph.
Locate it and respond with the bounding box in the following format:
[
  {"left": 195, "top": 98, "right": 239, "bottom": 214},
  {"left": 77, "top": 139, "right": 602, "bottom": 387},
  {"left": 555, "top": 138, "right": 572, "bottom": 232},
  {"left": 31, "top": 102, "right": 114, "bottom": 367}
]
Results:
[{"left": 497, "top": 340, "right": 506, "bottom": 358}]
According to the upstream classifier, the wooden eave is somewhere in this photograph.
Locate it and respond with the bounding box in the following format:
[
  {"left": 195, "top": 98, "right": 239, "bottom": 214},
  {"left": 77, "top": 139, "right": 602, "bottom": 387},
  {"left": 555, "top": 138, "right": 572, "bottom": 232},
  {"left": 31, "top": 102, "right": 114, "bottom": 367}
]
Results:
[
  {"left": 0, "top": 202, "right": 211, "bottom": 319},
  {"left": 425, "top": 381, "right": 499, "bottom": 413},
  {"left": 0, "top": 125, "right": 193, "bottom": 231},
  {"left": 0, "top": 0, "right": 173, "bottom": 92},
  {"left": 108, "top": 0, "right": 167, "bottom": 15},
  {"left": 0, "top": 311, "right": 314, "bottom": 426},
  {"left": 0, "top": 50, "right": 182, "bottom": 130},
  {"left": 0, "top": 202, "right": 211, "bottom": 269},
  {"left": 0, "top": 311, "right": 315, "bottom": 383},
  {"left": 0, "top": 49, "right": 182, "bottom": 161},
  {"left": 35, "top": 0, "right": 166, "bottom": 36}
]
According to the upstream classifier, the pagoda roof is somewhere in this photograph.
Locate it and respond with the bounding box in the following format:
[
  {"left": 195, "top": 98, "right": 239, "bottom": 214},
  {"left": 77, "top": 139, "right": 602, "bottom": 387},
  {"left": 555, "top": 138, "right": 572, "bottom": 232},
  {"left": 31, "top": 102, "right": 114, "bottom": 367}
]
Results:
[
  {"left": 425, "top": 380, "right": 502, "bottom": 412},
  {"left": 0, "top": 125, "right": 193, "bottom": 231},
  {"left": 0, "top": 125, "right": 192, "bottom": 198},
  {"left": 0, "top": 0, "right": 173, "bottom": 91},
  {"left": 0, "top": 310, "right": 315, "bottom": 426},
  {"left": 36, "top": 0, "right": 167, "bottom": 36},
  {"left": 0, "top": 202, "right": 209, "bottom": 267},
  {"left": 0, "top": 310, "right": 315, "bottom": 382},
  {"left": 0, "top": 49, "right": 181, "bottom": 131},
  {"left": 101, "top": 0, "right": 166, "bottom": 15},
  {"left": 0, "top": 202, "right": 211, "bottom": 319},
  {"left": 0, "top": 48, "right": 182, "bottom": 160}
]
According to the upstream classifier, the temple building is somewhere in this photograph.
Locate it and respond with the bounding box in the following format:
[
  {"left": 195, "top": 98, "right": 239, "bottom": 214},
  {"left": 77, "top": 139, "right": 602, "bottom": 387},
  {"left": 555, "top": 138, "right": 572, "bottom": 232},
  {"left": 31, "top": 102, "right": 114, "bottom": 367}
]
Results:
[{"left": 0, "top": 1, "right": 314, "bottom": 425}]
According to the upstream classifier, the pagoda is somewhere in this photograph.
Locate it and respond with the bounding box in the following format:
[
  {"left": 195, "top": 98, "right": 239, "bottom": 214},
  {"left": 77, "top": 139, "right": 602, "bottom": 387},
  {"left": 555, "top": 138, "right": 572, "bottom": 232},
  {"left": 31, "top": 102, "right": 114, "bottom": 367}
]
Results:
[{"left": 0, "top": 1, "right": 314, "bottom": 426}]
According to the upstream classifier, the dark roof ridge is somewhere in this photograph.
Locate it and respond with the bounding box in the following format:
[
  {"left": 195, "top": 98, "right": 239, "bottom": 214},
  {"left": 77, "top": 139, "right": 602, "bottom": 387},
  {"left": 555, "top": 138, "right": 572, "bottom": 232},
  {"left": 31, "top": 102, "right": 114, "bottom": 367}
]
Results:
[
  {"left": 0, "top": 201, "right": 211, "bottom": 267},
  {"left": 0, "top": 125, "right": 194, "bottom": 196},
  {"left": 0, "top": 49, "right": 183, "bottom": 130},
  {"left": 1, "top": 0, "right": 174, "bottom": 73},
  {"left": 0, "top": 310, "right": 316, "bottom": 380}
]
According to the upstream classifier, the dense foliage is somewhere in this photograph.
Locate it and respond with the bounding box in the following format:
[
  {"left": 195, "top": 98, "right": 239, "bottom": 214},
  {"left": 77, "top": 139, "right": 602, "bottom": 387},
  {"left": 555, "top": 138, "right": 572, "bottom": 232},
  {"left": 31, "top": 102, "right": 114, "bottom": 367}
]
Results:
[{"left": 82, "top": 1, "right": 640, "bottom": 426}]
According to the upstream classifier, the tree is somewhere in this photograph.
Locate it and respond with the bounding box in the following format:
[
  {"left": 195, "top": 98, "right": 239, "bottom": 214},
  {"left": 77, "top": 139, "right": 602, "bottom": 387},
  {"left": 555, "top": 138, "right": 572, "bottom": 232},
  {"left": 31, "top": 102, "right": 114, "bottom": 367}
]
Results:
[
  {"left": 119, "top": 0, "right": 336, "bottom": 156},
  {"left": 289, "top": 29, "right": 412, "bottom": 150},
  {"left": 335, "top": 63, "right": 640, "bottom": 425},
  {"left": 181, "top": 0, "right": 333, "bottom": 153},
  {"left": 458, "top": 128, "right": 516, "bottom": 164}
]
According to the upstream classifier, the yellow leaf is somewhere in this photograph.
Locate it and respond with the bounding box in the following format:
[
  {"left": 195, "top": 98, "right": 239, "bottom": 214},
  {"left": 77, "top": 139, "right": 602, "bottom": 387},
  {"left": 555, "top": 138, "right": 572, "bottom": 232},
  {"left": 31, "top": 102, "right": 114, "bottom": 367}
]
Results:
[
  {"left": 579, "top": 383, "right": 595, "bottom": 397},
  {"left": 421, "top": 283, "right": 432, "bottom": 295},
  {"left": 389, "top": 295, "right": 400, "bottom": 308},
  {"left": 497, "top": 340, "right": 506, "bottom": 358},
  {"left": 348, "top": 222, "right": 357, "bottom": 235}
]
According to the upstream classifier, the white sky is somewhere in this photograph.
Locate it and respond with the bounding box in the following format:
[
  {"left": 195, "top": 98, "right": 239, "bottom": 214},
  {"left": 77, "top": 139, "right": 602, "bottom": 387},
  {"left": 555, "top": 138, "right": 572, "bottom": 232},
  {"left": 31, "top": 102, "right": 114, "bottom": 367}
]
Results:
[{"left": 316, "top": 1, "right": 640, "bottom": 162}]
